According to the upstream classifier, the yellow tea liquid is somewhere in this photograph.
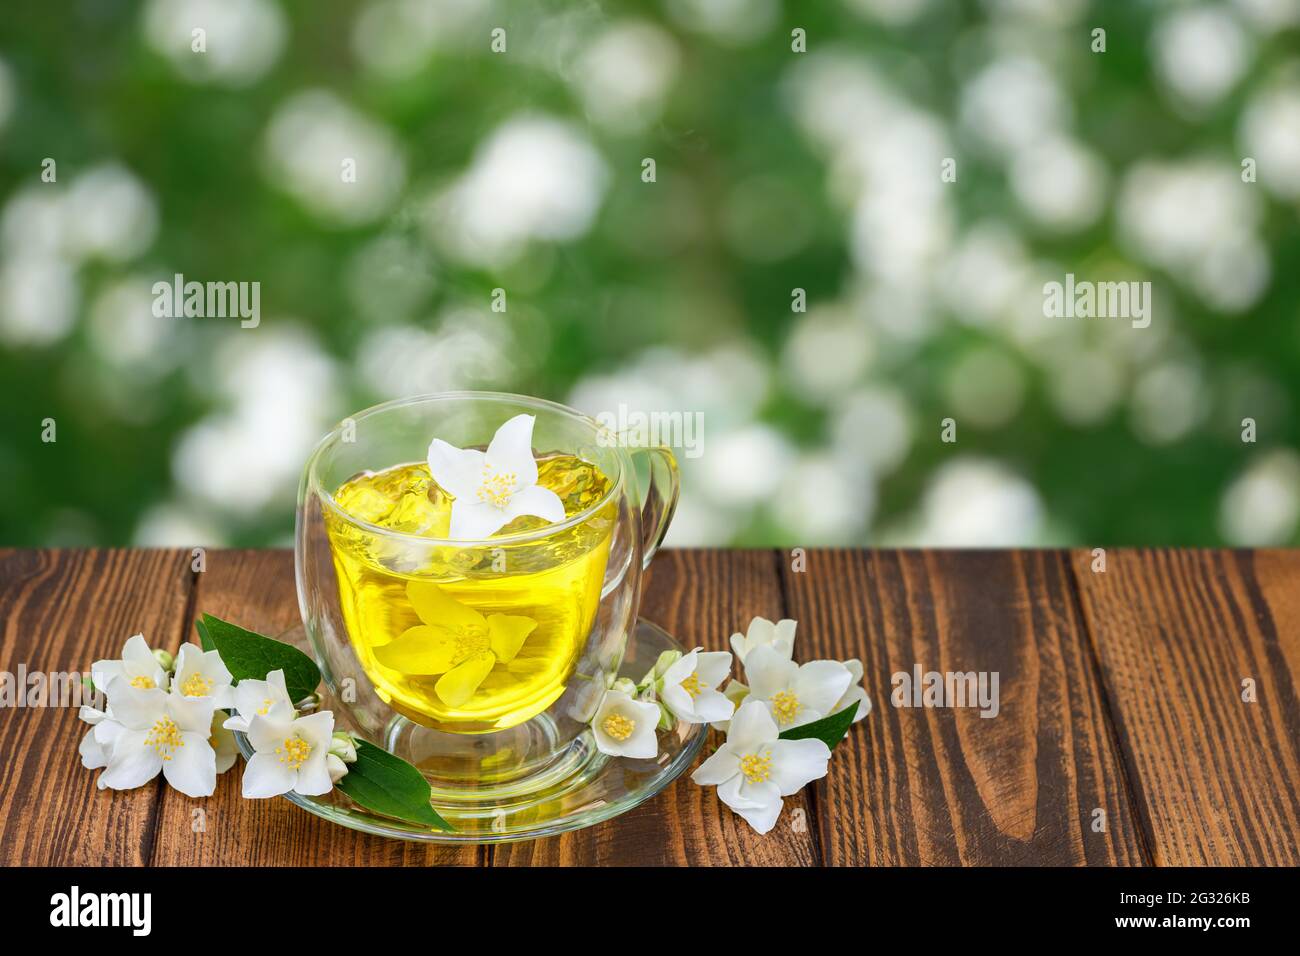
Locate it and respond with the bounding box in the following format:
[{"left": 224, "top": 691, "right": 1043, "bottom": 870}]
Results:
[{"left": 325, "top": 455, "right": 615, "bottom": 733}]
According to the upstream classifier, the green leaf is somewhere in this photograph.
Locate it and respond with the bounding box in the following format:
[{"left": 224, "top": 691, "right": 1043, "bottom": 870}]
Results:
[
  {"left": 195, "top": 617, "right": 215, "bottom": 652},
  {"left": 778, "top": 704, "right": 859, "bottom": 751},
  {"left": 336, "top": 740, "right": 455, "bottom": 832},
  {"left": 199, "top": 614, "right": 321, "bottom": 703}
]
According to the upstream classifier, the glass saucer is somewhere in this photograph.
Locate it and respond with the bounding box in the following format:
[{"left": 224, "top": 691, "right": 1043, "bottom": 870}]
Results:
[{"left": 233, "top": 618, "right": 707, "bottom": 844}]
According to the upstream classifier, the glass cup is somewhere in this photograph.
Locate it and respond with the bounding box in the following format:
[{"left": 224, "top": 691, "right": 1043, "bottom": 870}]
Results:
[{"left": 295, "top": 392, "right": 679, "bottom": 794}]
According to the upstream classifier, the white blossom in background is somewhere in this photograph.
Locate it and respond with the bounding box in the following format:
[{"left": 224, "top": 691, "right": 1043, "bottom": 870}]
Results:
[
  {"left": 1219, "top": 450, "right": 1300, "bottom": 545},
  {"left": 1, "top": 187, "right": 67, "bottom": 257},
  {"left": 134, "top": 502, "right": 226, "bottom": 548},
  {"left": 88, "top": 277, "right": 177, "bottom": 374},
  {"left": 574, "top": 20, "right": 679, "bottom": 134},
  {"left": 357, "top": 308, "right": 515, "bottom": 400},
  {"left": 263, "top": 90, "right": 406, "bottom": 225},
  {"left": 1010, "top": 136, "right": 1108, "bottom": 232},
  {"left": 1044, "top": 349, "right": 1125, "bottom": 427},
  {"left": 830, "top": 386, "right": 913, "bottom": 475},
  {"left": 1152, "top": 5, "right": 1252, "bottom": 112},
  {"left": 1231, "top": 0, "right": 1300, "bottom": 31},
  {"left": 982, "top": 0, "right": 1087, "bottom": 24},
  {"left": 0, "top": 254, "right": 78, "bottom": 347},
  {"left": 944, "top": 347, "right": 1027, "bottom": 430},
  {"left": 784, "top": 54, "right": 954, "bottom": 285},
  {"left": 352, "top": 0, "right": 489, "bottom": 80},
  {"left": 960, "top": 57, "right": 1072, "bottom": 157},
  {"left": 842, "top": 0, "right": 931, "bottom": 27},
  {"left": 427, "top": 115, "right": 607, "bottom": 267},
  {"left": 698, "top": 424, "right": 794, "bottom": 509},
  {"left": 1239, "top": 72, "right": 1300, "bottom": 200},
  {"left": 664, "top": 0, "right": 778, "bottom": 46},
  {"left": 938, "top": 223, "right": 1030, "bottom": 328},
  {"left": 911, "top": 459, "right": 1046, "bottom": 546},
  {"left": 1117, "top": 158, "right": 1269, "bottom": 312},
  {"left": 143, "top": 0, "right": 286, "bottom": 87},
  {"left": 344, "top": 234, "right": 437, "bottom": 324},
  {"left": 780, "top": 306, "right": 876, "bottom": 404},
  {"left": 63, "top": 165, "right": 158, "bottom": 263},
  {"left": 173, "top": 327, "right": 338, "bottom": 516},
  {"left": 1129, "top": 360, "right": 1209, "bottom": 446},
  {"left": 772, "top": 454, "right": 874, "bottom": 544}
]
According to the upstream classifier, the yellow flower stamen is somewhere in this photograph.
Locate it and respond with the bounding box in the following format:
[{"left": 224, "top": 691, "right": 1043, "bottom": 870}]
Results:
[
  {"left": 771, "top": 690, "right": 800, "bottom": 726},
  {"left": 129, "top": 675, "right": 156, "bottom": 690},
  {"left": 679, "top": 674, "right": 703, "bottom": 698},
  {"left": 145, "top": 715, "right": 184, "bottom": 761},
  {"left": 601, "top": 712, "right": 635, "bottom": 741},
  {"left": 180, "top": 672, "right": 213, "bottom": 697},
  {"left": 256, "top": 697, "right": 273, "bottom": 716},
  {"left": 740, "top": 751, "right": 773, "bottom": 784},
  {"left": 276, "top": 735, "right": 312, "bottom": 771},
  {"left": 476, "top": 467, "right": 518, "bottom": 509}
]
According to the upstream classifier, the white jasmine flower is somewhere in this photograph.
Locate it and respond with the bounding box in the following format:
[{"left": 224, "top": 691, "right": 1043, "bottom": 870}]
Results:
[
  {"left": 327, "top": 753, "right": 349, "bottom": 783},
  {"left": 222, "top": 668, "right": 295, "bottom": 733},
  {"left": 730, "top": 617, "right": 797, "bottom": 664},
  {"left": 709, "top": 679, "right": 751, "bottom": 732},
  {"left": 172, "top": 643, "right": 235, "bottom": 708},
  {"left": 743, "top": 646, "right": 852, "bottom": 730},
  {"left": 691, "top": 699, "right": 831, "bottom": 835},
  {"left": 242, "top": 710, "right": 336, "bottom": 798},
  {"left": 660, "top": 648, "right": 735, "bottom": 724},
  {"left": 833, "top": 659, "right": 872, "bottom": 722},
  {"left": 210, "top": 713, "right": 239, "bottom": 774},
  {"left": 427, "top": 413, "right": 565, "bottom": 540},
  {"left": 591, "top": 690, "right": 660, "bottom": 758},
  {"left": 79, "top": 712, "right": 121, "bottom": 770},
  {"left": 96, "top": 687, "right": 218, "bottom": 797},
  {"left": 91, "top": 633, "right": 170, "bottom": 695},
  {"left": 328, "top": 730, "right": 358, "bottom": 763}
]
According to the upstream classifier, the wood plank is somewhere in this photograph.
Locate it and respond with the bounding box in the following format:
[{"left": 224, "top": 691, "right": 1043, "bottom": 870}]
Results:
[
  {"left": 1072, "top": 548, "right": 1300, "bottom": 865},
  {"left": 495, "top": 549, "right": 821, "bottom": 866},
  {"left": 0, "top": 549, "right": 193, "bottom": 865},
  {"left": 146, "top": 549, "right": 481, "bottom": 866},
  {"left": 780, "top": 549, "right": 1146, "bottom": 866}
]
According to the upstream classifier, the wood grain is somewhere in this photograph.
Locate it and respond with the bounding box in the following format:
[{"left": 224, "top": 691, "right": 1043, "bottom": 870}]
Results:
[
  {"left": 780, "top": 549, "right": 1146, "bottom": 866},
  {"left": 6, "top": 548, "right": 1298, "bottom": 866},
  {"left": 0, "top": 549, "right": 193, "bottom": 866},
  {"left": 1071, "top": 548, "right": 1300, "bottom": 865},
  {"left": 494, "top": 549, "right": 821, "bottom": 866},
  {"left": 146, "top": 549, "right": 481, "bottom": 866}
]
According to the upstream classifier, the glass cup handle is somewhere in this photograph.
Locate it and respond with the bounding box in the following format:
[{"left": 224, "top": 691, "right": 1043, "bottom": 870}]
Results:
[{"left": 635, "top": 445, "right": 680, "bottom": 571}]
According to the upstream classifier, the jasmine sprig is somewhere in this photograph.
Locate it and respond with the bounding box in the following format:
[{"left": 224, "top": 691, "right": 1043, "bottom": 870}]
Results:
[{"left": 194, "top": 615, "right": 454, "bottom": 832}]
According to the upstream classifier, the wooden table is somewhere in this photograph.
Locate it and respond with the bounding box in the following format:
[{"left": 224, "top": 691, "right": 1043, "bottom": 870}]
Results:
[{"left": 1, "top": 548, "right": 1297, "bottom": 866}]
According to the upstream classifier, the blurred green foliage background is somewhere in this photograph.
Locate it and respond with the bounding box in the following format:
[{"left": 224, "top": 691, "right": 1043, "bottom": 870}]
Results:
[{"left": 2, "top": 0, "right": 1299, "bottom": 548}]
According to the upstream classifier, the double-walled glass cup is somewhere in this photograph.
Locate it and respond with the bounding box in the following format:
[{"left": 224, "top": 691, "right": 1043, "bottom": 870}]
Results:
[{"left": 296, "top": 392, "right": 678, "bottom": 795}]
